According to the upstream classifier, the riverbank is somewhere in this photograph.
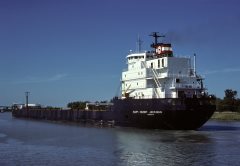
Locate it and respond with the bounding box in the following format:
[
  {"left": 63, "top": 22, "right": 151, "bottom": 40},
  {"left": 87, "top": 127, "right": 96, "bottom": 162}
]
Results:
[{"left": 211, "top": 112, "right": 240, "bottom": 121}]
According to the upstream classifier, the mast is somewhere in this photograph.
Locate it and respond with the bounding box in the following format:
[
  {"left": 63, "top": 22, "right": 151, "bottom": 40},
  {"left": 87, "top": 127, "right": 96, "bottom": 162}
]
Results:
[
  {"left": 149, "top": 32, "right": 165, "bottom": 48},
  {"left": 149, "top": 32, "right": 173, "bottom": 57}
]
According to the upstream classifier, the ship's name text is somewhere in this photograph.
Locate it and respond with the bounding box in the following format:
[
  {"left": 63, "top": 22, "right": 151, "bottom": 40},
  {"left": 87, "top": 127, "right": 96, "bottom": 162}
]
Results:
[{"left": 133, "top": 111, "right": 162, "bottom": 114}]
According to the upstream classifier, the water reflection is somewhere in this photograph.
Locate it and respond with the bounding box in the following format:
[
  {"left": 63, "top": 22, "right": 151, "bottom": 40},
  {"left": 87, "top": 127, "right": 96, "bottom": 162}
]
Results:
[{"left": 115, "top": 128, "right": 215, "bottom": 166}]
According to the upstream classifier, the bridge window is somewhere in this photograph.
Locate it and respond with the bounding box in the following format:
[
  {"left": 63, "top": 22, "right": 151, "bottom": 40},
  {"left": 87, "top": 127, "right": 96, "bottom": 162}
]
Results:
[{"left": 162, "top": 59, "right": 164, "bottom": 67}]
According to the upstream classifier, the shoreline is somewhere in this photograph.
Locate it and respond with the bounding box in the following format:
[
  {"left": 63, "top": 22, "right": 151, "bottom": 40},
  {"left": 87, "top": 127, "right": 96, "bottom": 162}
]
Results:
[{"left": 211, "top": 112, "right": 240, "bottom": 121}]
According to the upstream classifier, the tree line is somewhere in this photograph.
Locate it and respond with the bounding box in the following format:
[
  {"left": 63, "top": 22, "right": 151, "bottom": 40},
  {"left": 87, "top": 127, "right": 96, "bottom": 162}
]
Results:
[
  {"left": 67, "top": 100, "right": 108, "bottom": 110},
  {"left": 216, "top": 89, "right": 240, "bottom": 112}
]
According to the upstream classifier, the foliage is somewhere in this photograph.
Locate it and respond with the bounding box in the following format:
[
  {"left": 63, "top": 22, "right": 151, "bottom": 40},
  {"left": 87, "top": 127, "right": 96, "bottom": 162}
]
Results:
[
  {"left": 67, "top": 100, "right": 108, "bottom": 110},
  {"left": 67, "top": 101, "right": 88, "bottom": 109},
  {"left": 224, "top": 89, "right": 237, "bottom": 100},
  {"left": 217, "top": 89, "right": 240, "bottom": 112},
  {"left": 45, "top": 106, "right": 62, "bottom": 110}
]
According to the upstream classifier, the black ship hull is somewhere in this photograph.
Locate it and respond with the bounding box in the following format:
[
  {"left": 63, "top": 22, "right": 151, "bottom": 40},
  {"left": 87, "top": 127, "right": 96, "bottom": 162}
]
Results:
[
  {"left": 112, "top": 97, "right": 215, "bottom": 130},
  {"left": 12, "top": 97, "right": 215, "bottom": 130}
]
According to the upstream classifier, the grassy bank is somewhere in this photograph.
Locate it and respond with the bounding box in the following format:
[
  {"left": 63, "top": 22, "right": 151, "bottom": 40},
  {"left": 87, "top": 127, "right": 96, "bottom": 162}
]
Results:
[{"left": 211, "top": 112, "right": 240, "bottom": 121}]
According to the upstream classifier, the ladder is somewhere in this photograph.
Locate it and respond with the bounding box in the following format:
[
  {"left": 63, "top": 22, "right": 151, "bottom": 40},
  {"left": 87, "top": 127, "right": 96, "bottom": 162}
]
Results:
[{"left": 142, "top": 61, "right": 161, "bottom": 98}]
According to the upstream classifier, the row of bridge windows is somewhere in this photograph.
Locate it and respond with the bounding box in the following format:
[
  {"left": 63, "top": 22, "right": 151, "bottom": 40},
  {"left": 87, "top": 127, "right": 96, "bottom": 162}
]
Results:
[{"left": 150, "top": 59, "right": 165, "bottom": 68}]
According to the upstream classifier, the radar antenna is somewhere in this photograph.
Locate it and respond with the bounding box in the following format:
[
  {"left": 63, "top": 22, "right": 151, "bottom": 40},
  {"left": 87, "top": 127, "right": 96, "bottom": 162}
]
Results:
[{"left": 149, "top": 32, "right": 165, "bottom": 47}]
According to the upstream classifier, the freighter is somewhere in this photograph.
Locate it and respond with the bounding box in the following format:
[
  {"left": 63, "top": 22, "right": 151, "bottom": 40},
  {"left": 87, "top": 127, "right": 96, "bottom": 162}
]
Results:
[
  {"left": 12, "top": 32, "right": 216, "bottom": 130},
  {"left": 111, "top": 32, "right": 216, "bottom": 129}
]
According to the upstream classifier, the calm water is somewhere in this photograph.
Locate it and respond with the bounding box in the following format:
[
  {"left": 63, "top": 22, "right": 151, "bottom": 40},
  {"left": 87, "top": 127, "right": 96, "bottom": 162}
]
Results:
[{"left": 1, "top": 112, "right": 240, "bottom": 166}]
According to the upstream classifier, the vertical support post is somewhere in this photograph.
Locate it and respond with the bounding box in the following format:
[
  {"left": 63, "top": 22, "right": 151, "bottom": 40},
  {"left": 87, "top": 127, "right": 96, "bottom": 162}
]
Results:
[
  {"left": 25, "top": 91, "right": 30, "bottom": 111},
  {"left": 193, "top": 53, "right": 196, "bottom": 76}
]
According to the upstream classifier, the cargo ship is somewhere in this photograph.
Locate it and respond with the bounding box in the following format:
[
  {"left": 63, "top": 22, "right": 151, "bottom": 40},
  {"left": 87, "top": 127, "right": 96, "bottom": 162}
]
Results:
[
  {"left": 12, "top": 32, "right": 216, "bottom": 130},
  {"left": 111, "top": 32, "right": 215, "bottom": 129}
]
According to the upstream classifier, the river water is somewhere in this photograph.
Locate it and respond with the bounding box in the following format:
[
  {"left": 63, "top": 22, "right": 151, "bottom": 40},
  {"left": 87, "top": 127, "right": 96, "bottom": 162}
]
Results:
[{"left": 1, "top": 112, "right": 240, "bottom": 166}]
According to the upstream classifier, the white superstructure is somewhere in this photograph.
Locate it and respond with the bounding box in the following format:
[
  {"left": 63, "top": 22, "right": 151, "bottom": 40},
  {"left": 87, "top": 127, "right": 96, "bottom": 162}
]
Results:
[{"left": 121, "top": 33, "right": 204, "bottom": 99}]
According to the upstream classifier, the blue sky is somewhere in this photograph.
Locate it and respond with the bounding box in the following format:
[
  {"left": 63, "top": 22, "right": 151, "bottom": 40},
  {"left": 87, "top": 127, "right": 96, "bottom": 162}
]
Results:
[{"left": 0, "top": 0, "right": 240, "bottom": 107}]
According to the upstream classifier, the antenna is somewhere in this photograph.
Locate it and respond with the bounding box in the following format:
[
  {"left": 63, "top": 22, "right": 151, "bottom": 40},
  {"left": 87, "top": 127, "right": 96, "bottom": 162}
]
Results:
[
  {"left": 136, "top": 35, "right": 143, "bottom": 53},
  {"left": 149, "top": 32, "right": 165, "bottom": 47}
]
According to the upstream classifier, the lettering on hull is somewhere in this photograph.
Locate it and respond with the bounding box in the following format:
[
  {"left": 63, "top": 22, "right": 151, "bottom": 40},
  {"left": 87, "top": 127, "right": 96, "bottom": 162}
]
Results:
[{"left": 132, "top": 110, "right": 163, "bottom": 114}]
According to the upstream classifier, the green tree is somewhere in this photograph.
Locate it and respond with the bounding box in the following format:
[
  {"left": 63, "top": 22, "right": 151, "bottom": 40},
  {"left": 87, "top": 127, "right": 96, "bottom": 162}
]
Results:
[
  {"left": 218, "top": 89, "right": 239, "bottom": 112},
  {"left": 67, "top": 101, "right": 89, "bottom": 110},
  {"left": 224, "top": 89, "right": 237, "bottom": 100}
]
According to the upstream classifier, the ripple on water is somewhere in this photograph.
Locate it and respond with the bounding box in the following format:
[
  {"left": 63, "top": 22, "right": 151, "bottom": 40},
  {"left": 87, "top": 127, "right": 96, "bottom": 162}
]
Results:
[{"left": 0, "top": 133, "right": 7, "bottom": 138}]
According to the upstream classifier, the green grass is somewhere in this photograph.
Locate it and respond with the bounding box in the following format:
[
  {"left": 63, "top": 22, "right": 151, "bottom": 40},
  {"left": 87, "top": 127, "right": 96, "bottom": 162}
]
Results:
[{"left": 211, "top": 112, "right": 240, "bottom": 120}]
